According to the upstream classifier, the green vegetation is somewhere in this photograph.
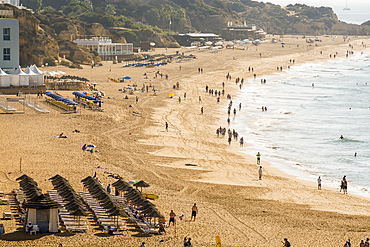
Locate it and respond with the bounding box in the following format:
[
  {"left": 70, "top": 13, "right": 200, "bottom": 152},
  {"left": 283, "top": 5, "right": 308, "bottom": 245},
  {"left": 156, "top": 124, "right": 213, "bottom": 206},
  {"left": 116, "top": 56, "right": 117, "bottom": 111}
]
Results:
[{"left": 23, "top": 0, "right": 358, "bottom": 38}]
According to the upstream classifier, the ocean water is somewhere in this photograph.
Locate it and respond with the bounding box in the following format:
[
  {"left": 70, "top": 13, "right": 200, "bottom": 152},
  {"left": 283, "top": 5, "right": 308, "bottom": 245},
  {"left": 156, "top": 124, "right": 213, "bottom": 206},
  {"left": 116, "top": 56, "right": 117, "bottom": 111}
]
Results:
[
  {"left": 265, "top": 0, "right": 370, "bottom": 25},
  {"left": 232, "top": 52, "right": 370, "bottom": 196}
]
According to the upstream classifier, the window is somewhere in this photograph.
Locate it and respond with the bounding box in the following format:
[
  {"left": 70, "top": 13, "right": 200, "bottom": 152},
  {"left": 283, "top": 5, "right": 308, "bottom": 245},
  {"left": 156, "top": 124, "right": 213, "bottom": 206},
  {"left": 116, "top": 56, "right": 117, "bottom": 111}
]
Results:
[
  {"left": 3, "top": 28, "right": 10, "bottom": 41},
  {"left": 3, "top": 48, "right": 10, "bottom": 61}
]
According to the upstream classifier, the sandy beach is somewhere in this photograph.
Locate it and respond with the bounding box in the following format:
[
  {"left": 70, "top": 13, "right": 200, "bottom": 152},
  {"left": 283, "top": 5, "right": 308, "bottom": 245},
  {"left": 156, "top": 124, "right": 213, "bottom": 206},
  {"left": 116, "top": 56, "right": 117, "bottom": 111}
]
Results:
[{"left": 1, "top": 35, "right": 370, "bottom": 247}]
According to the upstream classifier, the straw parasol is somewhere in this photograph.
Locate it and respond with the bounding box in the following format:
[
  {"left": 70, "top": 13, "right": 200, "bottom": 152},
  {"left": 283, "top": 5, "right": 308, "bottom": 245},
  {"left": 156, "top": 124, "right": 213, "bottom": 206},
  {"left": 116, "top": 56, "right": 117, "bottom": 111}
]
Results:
[{"left": 134, "top": 180, "right": 150, "bottom": 192}]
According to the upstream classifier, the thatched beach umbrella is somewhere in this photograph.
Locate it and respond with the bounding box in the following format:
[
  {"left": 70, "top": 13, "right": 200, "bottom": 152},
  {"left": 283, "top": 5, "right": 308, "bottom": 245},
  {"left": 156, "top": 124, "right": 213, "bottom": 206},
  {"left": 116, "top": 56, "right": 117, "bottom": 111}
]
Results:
[
  {"left": 134, "top": 180, "right": 150, "bottom": 192},
  {"left": 70, "top": 209, "right": 88, "bottom": 226}
]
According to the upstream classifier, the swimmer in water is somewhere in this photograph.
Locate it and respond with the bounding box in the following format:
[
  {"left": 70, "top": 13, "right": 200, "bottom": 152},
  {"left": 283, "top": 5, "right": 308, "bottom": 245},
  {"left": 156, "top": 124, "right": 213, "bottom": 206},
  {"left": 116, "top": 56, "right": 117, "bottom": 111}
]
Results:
[{"left": 340, "top": 135, "right": 344, "bottom": 139}]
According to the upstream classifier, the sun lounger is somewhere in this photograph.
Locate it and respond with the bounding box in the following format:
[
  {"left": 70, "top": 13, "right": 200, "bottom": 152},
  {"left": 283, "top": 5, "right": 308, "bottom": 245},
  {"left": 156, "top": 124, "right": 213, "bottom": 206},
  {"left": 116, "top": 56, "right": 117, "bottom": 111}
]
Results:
[
  {"left": 3, "top": 212, "right": 13, "bottom": 219},
  {"left": 65, "top": 225, "right": 88, "bottom": 233},
  {"left": 0, "top": 198, "right": 9, "bottom": 205}
]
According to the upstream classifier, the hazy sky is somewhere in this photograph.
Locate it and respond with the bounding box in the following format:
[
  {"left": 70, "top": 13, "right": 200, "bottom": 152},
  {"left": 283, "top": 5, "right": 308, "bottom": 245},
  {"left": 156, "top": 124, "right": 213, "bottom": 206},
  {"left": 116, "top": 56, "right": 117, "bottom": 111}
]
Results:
[{"left": 263, "top": 0, "right": 370, "bottom": 24}]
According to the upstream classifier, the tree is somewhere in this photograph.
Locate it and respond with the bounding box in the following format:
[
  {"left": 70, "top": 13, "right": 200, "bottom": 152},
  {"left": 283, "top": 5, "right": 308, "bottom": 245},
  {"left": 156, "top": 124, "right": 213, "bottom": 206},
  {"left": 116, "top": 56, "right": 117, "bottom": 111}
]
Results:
[
  {"left": 172, "top": 8, "right": 186, "bottom": 32},
  {"left": 62, "top": 2, "right": 90, "bottom": 17},
  {"left": 105, "top": 4, "right": 116, "bottom": 16},
  {"left": 160, "top": 5, "right": 172, "bottom": 30},
  {"left": 143, "top": 8, "right": 160, "bottom": 27}
]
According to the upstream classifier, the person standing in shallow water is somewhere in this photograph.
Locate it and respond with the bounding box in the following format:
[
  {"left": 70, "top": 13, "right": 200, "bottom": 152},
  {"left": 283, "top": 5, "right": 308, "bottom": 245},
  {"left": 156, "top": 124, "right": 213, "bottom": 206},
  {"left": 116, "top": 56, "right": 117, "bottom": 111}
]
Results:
[
  {"left": 317, "top": 176, "right": 322, "bottom": 190},
  {"left": 342, "top": 176, "right": 348, "bottom": 194}
]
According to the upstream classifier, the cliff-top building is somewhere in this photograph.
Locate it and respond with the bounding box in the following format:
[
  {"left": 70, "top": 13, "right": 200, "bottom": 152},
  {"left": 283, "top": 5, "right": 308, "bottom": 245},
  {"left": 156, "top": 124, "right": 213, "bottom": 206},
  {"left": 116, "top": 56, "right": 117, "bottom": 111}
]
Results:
[{"left": 222, "top": 22, "right": 265, "bottom": 41}]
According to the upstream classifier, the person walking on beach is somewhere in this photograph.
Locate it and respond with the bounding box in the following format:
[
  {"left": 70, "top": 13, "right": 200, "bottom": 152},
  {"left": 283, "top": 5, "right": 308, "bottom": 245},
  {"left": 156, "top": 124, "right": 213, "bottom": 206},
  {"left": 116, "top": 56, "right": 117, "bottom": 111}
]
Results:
[
  {"left": 317, "top": 176, "right": 322, "bottom": 190},
  {"left": 107, "top": 184, "right": 111, "bottom": 194},
  {"left": 165, "top": 122, "right": 168, "bottom": 132},
  {"left": 256, "top": 152, "right": 261, "bottom": 165},
  {"left": 169, "top": 210, "right": 176, "bottom": 226},
  {"left": 360, "top": 240, "right": 365, "bottom": 247},
  {"left": 258, "top": 166, "right": 263, "bottom": 180},
  {"left": 199, "top": 96, "right": 202, "bottom": 102},
  {"left": 344, "top": 239, "right": 351, "bottom": 247},
  {"left": 240, "top": 137, "right": 244, "bottom": 147},
  {"left": 200, "top": 107, "right": 203, "bottom": 115},
  {"left": 283, "top": 238, "right": 291, "bottom": 247},
  {"left": 191, "top": 203, "right": 198, "bottom": 221},
  {"left": 342, "top": 176, "right": 348, "bottom": 194}
]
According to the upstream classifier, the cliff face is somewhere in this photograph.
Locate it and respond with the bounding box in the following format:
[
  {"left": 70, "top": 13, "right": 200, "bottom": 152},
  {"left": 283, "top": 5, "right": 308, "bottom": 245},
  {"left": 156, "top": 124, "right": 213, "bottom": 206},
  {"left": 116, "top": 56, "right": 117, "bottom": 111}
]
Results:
[
  {"left": 0, "top": 4, "right": 128, "bottom": 66},
  {"left": 0, "top": 4, "right": 59, "bottom": 67}
]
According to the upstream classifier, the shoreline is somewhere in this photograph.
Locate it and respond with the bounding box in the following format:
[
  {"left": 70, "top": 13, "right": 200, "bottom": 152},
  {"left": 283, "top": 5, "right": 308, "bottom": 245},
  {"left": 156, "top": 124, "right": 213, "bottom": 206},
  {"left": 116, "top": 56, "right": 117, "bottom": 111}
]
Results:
[
  {"left": 1, "top": 35, "right": 370, "bottom": 246},
  {"left": 231, "top": 51, "right": 370, "bottom": 201}
]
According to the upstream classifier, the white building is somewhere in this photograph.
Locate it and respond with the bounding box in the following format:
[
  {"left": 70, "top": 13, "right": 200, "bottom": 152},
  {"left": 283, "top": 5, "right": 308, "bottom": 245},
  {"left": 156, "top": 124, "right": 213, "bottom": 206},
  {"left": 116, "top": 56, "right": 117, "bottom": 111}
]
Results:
[
  {"left": 73, "top": 37, "right": 133, "bottom": 61},
  {"left": 0, "top": 17, "right": 19, "bottom": 71},
  {"left": 0, "top": 0, "right": 20, "bottom": 6}
]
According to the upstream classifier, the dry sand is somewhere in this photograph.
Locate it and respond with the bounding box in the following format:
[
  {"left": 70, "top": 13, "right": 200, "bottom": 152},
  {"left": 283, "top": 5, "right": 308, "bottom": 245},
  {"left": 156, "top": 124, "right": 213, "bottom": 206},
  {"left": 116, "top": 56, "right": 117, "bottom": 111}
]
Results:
[{"left": 0, "top": 35, "right": 370, "bottom": 247}]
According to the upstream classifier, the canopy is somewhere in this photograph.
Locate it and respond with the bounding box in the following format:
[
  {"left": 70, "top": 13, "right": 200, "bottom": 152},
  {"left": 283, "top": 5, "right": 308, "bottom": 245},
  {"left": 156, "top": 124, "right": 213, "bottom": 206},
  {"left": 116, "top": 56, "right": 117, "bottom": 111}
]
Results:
[
  {"left": 0, "top": 68, "right": 10, "bottom": 87},
  {"left": 45, "top": 91, "right": 78, "bottom": 105},
  {"left": 24, "top": 66, "right": 38, "bottom": 85},
  {"left": 30, "top": 65, "right": 44, "bottom": 85},
  {"left": 11, "top": 66, "right": 29, "bottom": 86},
  {"left": 73, "top": 91, "right": 103, "bottom": 103}
]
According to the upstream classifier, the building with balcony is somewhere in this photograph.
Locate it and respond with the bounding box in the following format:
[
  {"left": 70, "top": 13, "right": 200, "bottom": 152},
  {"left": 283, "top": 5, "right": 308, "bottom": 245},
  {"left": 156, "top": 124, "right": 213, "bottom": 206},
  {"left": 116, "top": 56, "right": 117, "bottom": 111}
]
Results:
[
  {"left": 73, "top": 37, "right": 133, "bottom": 61},
  {"left": 222, "top": 23, "right": 265, "bottom": 41}
]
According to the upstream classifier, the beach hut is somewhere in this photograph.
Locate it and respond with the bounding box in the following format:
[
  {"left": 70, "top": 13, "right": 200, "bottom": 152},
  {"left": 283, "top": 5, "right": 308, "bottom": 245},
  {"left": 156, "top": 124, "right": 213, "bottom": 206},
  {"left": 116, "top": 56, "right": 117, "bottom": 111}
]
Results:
[
  {"left": 0, "top": 68, "right": 10, "bottom": 87},
  {"left": 30, "top": 65, "right": 44, "bottom": 85},
  {"left": 23, "top": 194, "right": 60, "bottom": 233},
  {"left": 11, "top": 66, "right": 29, "bottom": 86},
  {"left": 24, "top": 66, "right": 38, "bottom": 85}
]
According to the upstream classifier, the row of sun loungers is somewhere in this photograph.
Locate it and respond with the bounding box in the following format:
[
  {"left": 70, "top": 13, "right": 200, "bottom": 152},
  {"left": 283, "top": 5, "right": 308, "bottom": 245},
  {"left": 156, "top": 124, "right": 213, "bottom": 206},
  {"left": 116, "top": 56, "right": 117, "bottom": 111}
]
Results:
[
  {"left": 78, "top": 191, "right": 125, "bottom": 234},
  {"left": 113, "top": 196, "right": 159, "bottom": 235},
  {"left": 47, "top": 190, "right": 88, "bottom": 233}
]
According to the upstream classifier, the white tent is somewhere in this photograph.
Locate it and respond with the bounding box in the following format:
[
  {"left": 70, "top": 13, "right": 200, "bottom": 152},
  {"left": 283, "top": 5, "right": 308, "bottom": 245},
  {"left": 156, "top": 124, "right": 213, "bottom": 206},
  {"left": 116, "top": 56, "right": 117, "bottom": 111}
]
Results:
[
  {"left": 0, "top": 68, "right": 10, "bottom": 87},
  {"left": 11, "top": 66, "right": 29, "bottom": 86},
  {"left": 55, "top": 70, "right": 66, "bottom": 75},
  {"left": 24, "top": 66, "right": 38, "bottom": 85},
  {"left": 30, "top": 65, "right": 45, "bottom": 85},
  {"left": 45, "top": 71, "right": 55, "bottom": 76}
]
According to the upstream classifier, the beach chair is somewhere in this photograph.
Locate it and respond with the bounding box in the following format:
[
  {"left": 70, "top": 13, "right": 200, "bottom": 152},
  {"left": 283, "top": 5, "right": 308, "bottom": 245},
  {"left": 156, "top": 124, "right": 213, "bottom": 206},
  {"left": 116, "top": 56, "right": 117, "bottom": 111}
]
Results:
[
  {"left": 0, "top": 198, "right": 9, "bottom": 205},
  {"left": 66, "top": 225, "right": 88, "bottom": 233},
  {"left": 0, "top": 191, "right": 5, "bottom": 197},
  {"left": 3, "top": 212, "right": 13, "bottom": 219},
  {"left": 30, "top": 225, "right": 39, "bottom": 235}
]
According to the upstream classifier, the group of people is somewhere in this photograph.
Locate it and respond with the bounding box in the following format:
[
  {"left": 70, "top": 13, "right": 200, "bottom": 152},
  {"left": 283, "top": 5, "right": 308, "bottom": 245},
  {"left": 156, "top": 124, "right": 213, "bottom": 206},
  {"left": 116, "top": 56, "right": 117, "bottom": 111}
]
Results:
[
  {"left": 169, "top": 203, "right": 198, "bottom": 227},
  {"left": 316, "top": 175, "right": 348, "bottom": 193}
]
